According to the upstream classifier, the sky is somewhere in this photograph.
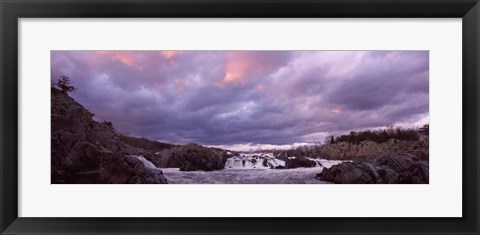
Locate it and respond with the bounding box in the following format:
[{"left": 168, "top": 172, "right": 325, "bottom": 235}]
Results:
[{"left": 51, "top": 51, "right": 429, "bottom": 151}]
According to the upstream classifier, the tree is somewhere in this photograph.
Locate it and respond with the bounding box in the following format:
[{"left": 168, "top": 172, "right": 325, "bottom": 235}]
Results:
[
  {"left": 380, "top": 130, "right": 389, "bottom": 143},
  {"left": 102, "top": 121, "right": 113, "bottom": 128},
  {"left": 323, "top": 135, "right": 335, "bottom": 144},
  {"left": 52, "top": 75, "right": 76, "bottom": 93},
  {"left": 419, "top": 124, "right": 429, "bottom": 135}
]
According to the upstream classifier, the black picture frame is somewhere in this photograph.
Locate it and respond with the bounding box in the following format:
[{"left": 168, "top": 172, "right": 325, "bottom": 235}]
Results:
[{"left": 1, "top": 0, "right": 479, "bottom": 234}]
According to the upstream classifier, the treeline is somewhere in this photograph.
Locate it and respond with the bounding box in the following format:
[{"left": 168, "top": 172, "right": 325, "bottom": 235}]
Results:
[
  {"left": 325, "top": 124, "right": 429, "bottom": 145},
  {"left": 267, "top": 124, "right": 429, "bottom": 158},
  {"left": 271, "top": 145, "right": 319, "bottom": 159}
]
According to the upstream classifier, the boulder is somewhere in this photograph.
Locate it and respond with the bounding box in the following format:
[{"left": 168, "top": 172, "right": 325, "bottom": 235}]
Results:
[
  {"left": 151, "top": 143, "right": 228, "bottom": 171},
  {"left": 177, "top": 144, "right": 228, "bottom": 171},
  {"left": 317, "top": 154, "right": 428, "bottom": 184},
  {"left": 285, "top": 157, "right": 317, "bottom": 168},
  {"left": 262, "top": 159, "right": 269, "bottom": 167}
]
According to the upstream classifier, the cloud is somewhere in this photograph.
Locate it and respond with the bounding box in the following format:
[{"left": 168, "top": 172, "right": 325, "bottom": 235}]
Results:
[
  {"left": 218, "top": 51, "right": 293, "bottom": 87},
  {"left": 51, "top": 50, "right": 429, "bottom": 149}
]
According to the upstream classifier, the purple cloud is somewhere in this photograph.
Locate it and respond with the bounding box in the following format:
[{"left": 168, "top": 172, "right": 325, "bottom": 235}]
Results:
[{"left": 51, "top": 50, "right": 429, "bottom": 147}]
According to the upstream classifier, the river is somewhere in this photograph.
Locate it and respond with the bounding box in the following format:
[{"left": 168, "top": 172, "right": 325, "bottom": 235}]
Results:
[{"left": 136, "top": 153, "right": 345, "bottom": 184}]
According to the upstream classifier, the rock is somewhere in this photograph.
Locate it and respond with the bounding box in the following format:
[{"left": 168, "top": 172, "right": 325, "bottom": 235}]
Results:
[
  {"left": 285, "top": 157, "right": 317, "bottom": 168},
  {"left": 149, "top": 143, "right": 230, "bottom": 170},
  {"left": 177, "top": 144, "right": 228, "bottom": 171},
  {"left": 152, "top": 143, "right": 228, "bottom": 171},
  {"left": 317, "top": 162, "right": 377, "bottom": 183},
  {"left": 317, "top": 154, "right": 428, "bottom": 184},
  {"left": 51, "top": 87, "right": 168, "bottom": 184},
  {"left": 122, "top": 156, "right": 168, "bottom": 183}
]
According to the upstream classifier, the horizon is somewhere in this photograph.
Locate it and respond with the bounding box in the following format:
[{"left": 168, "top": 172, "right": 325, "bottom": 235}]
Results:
[{"left": 51, "top": 50, "right": 429, "bottom": 151}]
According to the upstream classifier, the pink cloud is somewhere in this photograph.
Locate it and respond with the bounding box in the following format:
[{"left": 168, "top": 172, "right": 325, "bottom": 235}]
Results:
[
  {"left": 160, "top": 51, "right": 181, "bottom": 59},
  {"left": 219, "top": 52, "right": 253, "bottom": 86},
  {"left": 331, "top": 108, "right": 341, "bottom": 114},
  {"left": 218, "top": 52, "right": 289, "bottom": 87},
  {"left": 51, "top": 50, "right": 428, "bottom": 147},
  {"left": 256, "top": 84, "right": 265, "bottom": 92},
  {"left": 99, "top": 51, "right": 137, "bottom": 66}
]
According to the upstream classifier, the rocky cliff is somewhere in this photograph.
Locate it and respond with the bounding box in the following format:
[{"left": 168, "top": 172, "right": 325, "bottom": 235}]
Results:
[
  {"left": 51, "top": 88, "right": 168, "bottom": 183},
  {"left": 318, "top": 137, "right": 428, "bottom": 160}
]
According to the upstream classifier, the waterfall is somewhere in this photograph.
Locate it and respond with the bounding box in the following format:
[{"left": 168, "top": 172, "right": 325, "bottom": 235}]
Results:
[
  {"left": 135, "top": 155, "right": 157, "bottom": 169},
  {"left": 224, "top": 153, "right": 338, "bottom": 169},
  {"left": 225, "top": 153, "right": 286, "bottom": 169}
]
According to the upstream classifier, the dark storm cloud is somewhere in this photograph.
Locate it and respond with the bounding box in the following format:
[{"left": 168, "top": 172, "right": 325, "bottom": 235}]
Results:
[{"left": 51, "top": 50, "right": 429, "bottom": 148}]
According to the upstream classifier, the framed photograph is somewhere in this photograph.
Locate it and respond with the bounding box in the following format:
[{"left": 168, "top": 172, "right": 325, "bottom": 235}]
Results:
[{"left": 1, "top": 0, "right": 478, "bottom": 234}]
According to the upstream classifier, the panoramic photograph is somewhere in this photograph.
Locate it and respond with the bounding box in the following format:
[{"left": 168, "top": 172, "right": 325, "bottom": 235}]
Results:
[{"left": 51, "top": 50, "right": 429, "bottom": 184}]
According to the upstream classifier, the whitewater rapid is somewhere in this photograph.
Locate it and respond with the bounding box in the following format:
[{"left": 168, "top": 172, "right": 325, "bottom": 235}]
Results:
[
  {"left": 135, "top": 153, "right": 345, "bottom": 184},
  {"left": 161, "top": 167, "right": 331, "bottom": 184},
  {"left": 225, "top": 153, "right": 285, "bottom": 169}
]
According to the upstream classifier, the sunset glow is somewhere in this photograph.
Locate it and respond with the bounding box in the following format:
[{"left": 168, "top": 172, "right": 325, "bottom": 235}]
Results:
[{"left": 51, "top": 50, "right": 429, "bottom": 150}]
